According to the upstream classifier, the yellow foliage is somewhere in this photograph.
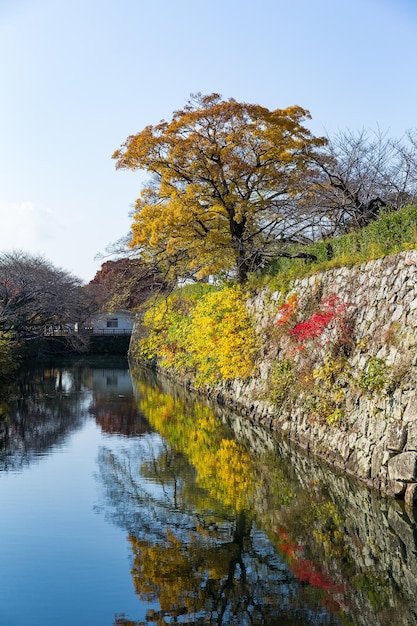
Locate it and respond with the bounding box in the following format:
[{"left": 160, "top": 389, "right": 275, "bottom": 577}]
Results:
[
  {"left": 113, "top": 93, "right": 327, "bottom": 283},
  {"left": 310, "top": 358, "right": 348, "bottom": 424},
  {"left": 185, "top": 285, "right": 258, "bottom": 384},
  {"left": 129, "top": 531, "right": 208, "bottom": 612},
  {"left": 136, "top": 382, "right": 254, "bottom": 512},
  {"left": 139, "top": 284, "right": 259, "bottom": 385}
]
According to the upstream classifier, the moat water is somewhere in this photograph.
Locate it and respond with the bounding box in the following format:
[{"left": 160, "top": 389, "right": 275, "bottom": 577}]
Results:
[{"left": 1, "top": 356, "right": 417, "bottom": 625}]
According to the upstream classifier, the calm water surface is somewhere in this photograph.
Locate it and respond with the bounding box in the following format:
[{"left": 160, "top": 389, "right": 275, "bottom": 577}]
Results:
[{"left": 1, "top": 357, "right": 417, "bottom": 626}]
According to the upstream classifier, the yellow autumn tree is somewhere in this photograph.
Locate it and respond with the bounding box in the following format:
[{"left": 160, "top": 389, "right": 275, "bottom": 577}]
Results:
[
  {"left": 113, "top": 93, "right": 327, "bottom": 283},
  {"left": 137, "top": 284, "right": 258, "bottom": 385}
]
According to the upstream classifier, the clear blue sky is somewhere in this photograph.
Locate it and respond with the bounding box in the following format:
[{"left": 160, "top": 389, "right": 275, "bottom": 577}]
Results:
[{"left": 0, "top": 0, "right": 416, "bottom": 282}]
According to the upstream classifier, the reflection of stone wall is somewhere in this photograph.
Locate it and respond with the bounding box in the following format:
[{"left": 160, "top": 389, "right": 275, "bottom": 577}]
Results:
[
  {"left": 146, "top": 374, "right": 417, "bottom": 626},
  {"left": 283, "top": 441, "right": 417, "bottom": 626},
  {"left": 220, "top": 410, "right": 417, "bottom": 626},
  {"left": 130, "top": 250, "right": 417, "bottom": 502}
]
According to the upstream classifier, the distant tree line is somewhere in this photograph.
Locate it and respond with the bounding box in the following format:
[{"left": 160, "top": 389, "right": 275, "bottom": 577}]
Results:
[
  {"left": 0, "top": 251, "right": 167, "bottom": 349},
  {"left": 0, "top": 251, "right": 91, "bottom": 340},
  {"left": 87, "top": 257, "right": 167, "bottom": 311},
  {"left": 310, "top": 128, "right": 417, "bottom": 235}
]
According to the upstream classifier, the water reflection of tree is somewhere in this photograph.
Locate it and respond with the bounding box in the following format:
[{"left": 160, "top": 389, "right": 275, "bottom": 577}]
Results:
[
  {"left": 90, "top": 393, "right": 150, "bottom": 437},
  {"left": 83, "top": 366, "right": 152, "bottom": 437},
  {"left": 121, "top": 371, "right": 417, "bottom": 626},
  {"left": 66, "top": 365, "right": 416, "bottom": 626},
  {"left": 0, "top": 366, "right": 89, "bottom": 471},
  {"left": 0, "top": 361, "right": 152, "bottom": 471},
  {"left": 99, "top": 434, "right": 342, "bottom": 625}
]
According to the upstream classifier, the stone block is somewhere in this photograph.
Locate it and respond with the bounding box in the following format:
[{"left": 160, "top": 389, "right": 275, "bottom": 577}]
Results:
[
  {"left": 384, "top": 390, "right": 404, "bottom": 422},
  {"left": 405, "top": 505, "right": 417, "bottom": 525},
  {"left": 391, "top": 304, "right": 404, "bottom": 322},
  {"left": 338, "top": 437, "right": 351, "bottom": 462},
  {"left": 371, "top": 443, "right": 392, "bottom": 477},
  {"left": 386, "top": 479, "right": 407, "bottom": 498},
  {"left": 296, "top": 430, "right": 311, "bottom": 450},
  {"left": 385, "top": 346, "right": 399, "bottom": 367},
  {"left": 388, "top": 451, "right": 417, "bottom": 482},
  {"left": 403, "top": 396, "right": 417, "bottom": 422},
  {"left": 386, "top": 425, "right": 408, "bottom": 452},
  {"left": 409, "top": 296, "right": 417, "bottom": 311},
  {"left": 364, "top": 307, "right": 377, "bottom": 322},
  {"left": 346, "top": 449, "right": 371, "bottom": 478},
  {"left": 405, "top": 483, "right": 417, "bottom": 508},
  {"left": 405, "top": 420, "right": 417, "bottom": 451}
]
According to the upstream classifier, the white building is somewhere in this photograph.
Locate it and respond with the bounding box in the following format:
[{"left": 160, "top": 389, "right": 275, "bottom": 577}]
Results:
[{"left": 84, "top": 309, "right": 135, "bottom": 335}]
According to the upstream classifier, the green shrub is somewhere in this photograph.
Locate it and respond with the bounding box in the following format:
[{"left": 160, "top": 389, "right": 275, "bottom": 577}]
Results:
[
  {"left": 358, "top": 357, "right": 388, "bottom": 394},
  {"left": 270, "top": 359, "right": 294, "bottom": 408},
  {"left": 0, "top": 333, "right": 17, "bottom": 383}
]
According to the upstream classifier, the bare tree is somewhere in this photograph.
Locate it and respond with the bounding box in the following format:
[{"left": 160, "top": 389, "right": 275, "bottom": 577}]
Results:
[
  {"left": 389, "top": 129, "right": 417, "bottom": 208},
  {"left": 308, "top": 128, "right": 417, "bottom": 236},
  {"left": 0, "top": 251, "right": 90, "bottom": 338}
]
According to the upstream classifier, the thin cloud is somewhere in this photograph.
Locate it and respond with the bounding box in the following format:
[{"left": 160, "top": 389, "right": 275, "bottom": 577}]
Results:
[{"left": 0, "top": 200, "right": 61, "bottom": 252}]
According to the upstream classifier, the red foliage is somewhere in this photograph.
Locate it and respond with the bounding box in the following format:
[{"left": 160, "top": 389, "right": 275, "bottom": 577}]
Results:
[
  {"left": 289, "top": 296, "right": 349, "bottom": 344},
  {"left": 89, "top": 258, "right": 168, "bottom": 309},
  {"left": 273, "top": 525, "right": 347, "bottom": 611},
  {"left": 275, "top": 294, "right": 298, "bottom": 327}
]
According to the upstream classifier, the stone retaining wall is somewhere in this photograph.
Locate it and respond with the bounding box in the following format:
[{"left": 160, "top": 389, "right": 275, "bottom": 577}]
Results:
[{"left": 130, "top": 249, "right": 417, "bottom": 503}]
